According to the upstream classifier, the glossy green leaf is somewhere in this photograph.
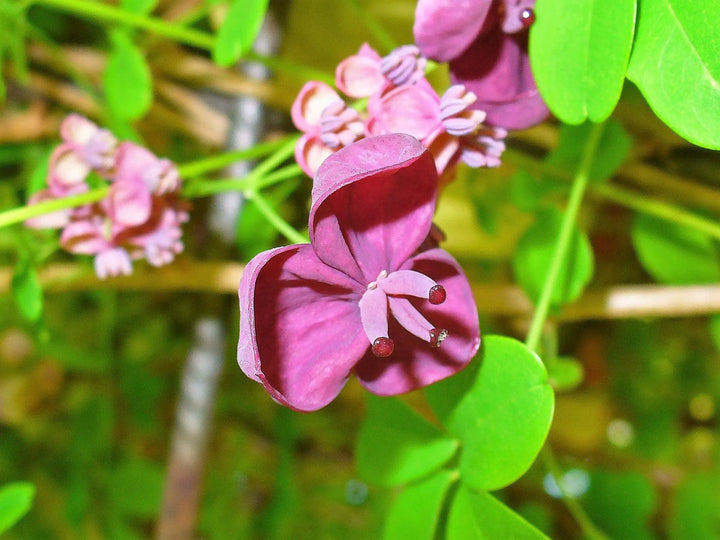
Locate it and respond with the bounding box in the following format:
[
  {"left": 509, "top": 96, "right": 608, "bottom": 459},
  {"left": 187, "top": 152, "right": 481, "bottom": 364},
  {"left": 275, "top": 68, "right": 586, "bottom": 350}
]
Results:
[
  {"left": 426, "top": 336, "right": 554, "bottom": 491},
  {"left": 547, "top": 356, "right": 584, "bottom": 391},
  {"left": 632, "top": 213, "right": 720, "bottom": 284},
  {"left": 104, "top": 30, "right": 153, "bottom": 120},
  {"left": 0, "top": 482, "right": 35, "bottom": 534},
  {"left": 627, "top": 0, "right": 720, "bottom": 149},
  {"left": 357, "top": 395, "right": 458, "bottom": 488},
  {"left": 585, "top": 471, "right": 656, "bottom": 540},
  {"left": 446, "top": 484, "right": 549, "bottom": 540},
  {"left": 12, "top": 261, "right": 43, "bottom": 322},
  {"left": 382, "top": 470, "right": 455, "bottom": 540},
  {"left": 213, "top": 0, "right": 270, "bottom": 66},
  {"left": 546, "top": 120, "right": 633, "bottom": 183},
  {"left": 513, "top": 208, "right": 594, "bottom": 306},
  {"left": 530, "top": 0, "right": 636, "bottom": 123}
]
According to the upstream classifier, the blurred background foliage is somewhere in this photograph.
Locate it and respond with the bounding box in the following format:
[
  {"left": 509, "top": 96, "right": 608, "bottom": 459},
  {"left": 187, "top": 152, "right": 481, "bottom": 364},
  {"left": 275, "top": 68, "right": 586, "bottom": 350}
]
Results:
[{"left": 0, "top": 0, "right": 719, "bottom": 538}]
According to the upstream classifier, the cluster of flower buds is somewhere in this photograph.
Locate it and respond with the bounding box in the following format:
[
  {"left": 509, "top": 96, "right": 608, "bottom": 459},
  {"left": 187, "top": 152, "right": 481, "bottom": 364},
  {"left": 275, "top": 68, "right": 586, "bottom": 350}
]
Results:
[
  {"left": 291, "top": 44, "right": 507, "bottom": 180},
  {"left": 26, "top": 114, "right": 189, "bottom": 279}
]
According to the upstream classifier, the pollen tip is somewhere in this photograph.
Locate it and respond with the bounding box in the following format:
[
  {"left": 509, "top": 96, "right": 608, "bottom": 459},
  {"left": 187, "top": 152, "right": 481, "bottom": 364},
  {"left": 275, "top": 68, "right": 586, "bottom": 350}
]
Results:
[
  {"left": 428, "top": 284, "right": 446, "bottom": 305},
  {"left": 429, "top": 328, "right": 448, "bottom": 348},
  {"left": 520, "top": 8, "right": 535, "bottom": 28},
  {"left": 372, "top": 337, "right": 394, "bottom": 357}
]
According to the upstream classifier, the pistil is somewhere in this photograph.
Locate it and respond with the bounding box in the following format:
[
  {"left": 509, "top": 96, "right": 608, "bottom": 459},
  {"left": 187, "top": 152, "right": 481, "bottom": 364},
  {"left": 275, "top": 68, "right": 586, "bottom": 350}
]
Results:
[{"left": 359, "top": 269, "right": 449, "bottom": 357}]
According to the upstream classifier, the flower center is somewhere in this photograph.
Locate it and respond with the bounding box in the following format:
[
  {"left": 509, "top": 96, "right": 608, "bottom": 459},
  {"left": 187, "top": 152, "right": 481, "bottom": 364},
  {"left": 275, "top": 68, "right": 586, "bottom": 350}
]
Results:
[
  {"left": 380, "top": 45, "right": 427, "bottom": 87},
  {"left": 319, "top": 100, "right": 364, "bottom": 149},
  {"left": 358, "top": 269, "right": 448, "bottom": 357}
]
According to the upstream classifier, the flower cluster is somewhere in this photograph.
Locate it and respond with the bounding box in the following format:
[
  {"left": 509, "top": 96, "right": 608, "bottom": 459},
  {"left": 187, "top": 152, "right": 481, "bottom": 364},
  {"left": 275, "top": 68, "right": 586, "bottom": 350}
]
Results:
[
  {"left": 414, "top": 0, "right": 549, "bottom": 130},
  {"left": 292, "top": 43, "right": 507, "bottom": 180},
  {"left": 26, "top": 114, "right": 189, "bottom": 279},
  {"left": 238, "top": 134, "right": 480, "bottom": 411}
]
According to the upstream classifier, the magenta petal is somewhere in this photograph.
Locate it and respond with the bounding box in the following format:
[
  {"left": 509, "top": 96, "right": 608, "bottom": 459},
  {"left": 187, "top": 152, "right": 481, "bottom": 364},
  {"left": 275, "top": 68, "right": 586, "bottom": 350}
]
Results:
[
  {"left": 60, "top": 219, "right": 109, "bottom": 254},
  {"left": 310, "top": 134, "right": 438, "bottom": 284},
  {"left": 335, "top": 54, "right": 384, "bottom": 98},
  {"left": 450, "top": 30, "right": 549, "bottom": 130},
  {"left": 238, "top": 244, "right": 370, "bottom": 412},
  {"left": 368, "top": 86, "right": 441, "bottom": 140},
  {"left": 105, "top": 180, "right": 152, "bottom": 227},
  {"left": 354, "top": 247, "right": 480, "bottom": 395},
  {"left": 413, "top": 0, "right": 492, "bottom": 62},
  {"left": 291, "top": 82, "right": 342, "bottom": 132}
]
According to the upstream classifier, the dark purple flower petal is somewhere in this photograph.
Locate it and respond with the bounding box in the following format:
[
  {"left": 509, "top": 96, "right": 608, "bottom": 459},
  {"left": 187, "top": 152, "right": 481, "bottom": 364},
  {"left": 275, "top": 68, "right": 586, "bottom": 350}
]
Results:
[
  {"left": 354, "top": 247, "right": 480, "bottom": 394},
  {"left": 310, "top": 134, "right": 438, "bottom": 284},
  {"left": 238, "top": 244, "right": 370, "bottom": 412},
  {"left": 450, "top": 28, "right": 549, "bottom": 130},
  {"left": 413, "top": 0, "right": 492, "bottom": 62}
]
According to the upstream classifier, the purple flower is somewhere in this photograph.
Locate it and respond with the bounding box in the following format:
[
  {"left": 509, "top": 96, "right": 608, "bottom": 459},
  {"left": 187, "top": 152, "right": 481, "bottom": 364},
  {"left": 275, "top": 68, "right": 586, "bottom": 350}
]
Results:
[
  {"left": 238, "top": 134, "right": 480, "bottom": 412},
  {"left": 413, "top": 0, "right": 548, "bottom": 130}
]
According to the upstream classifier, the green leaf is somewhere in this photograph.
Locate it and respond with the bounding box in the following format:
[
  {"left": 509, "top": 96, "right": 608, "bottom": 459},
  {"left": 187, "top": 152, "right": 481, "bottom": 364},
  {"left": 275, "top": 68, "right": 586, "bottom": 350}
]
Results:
[
  {"left": 426, "top": 336, "right": 555, "bottom": 491},
  {"left": 547, "top": 356, "right": 584, "bottom": 391},
  {"left": 627, "top": 0, "right": 720, "bottom": 149},
  {"left": 513, "top": 208, "right": 594, "bottom": 306},
  {"left": 546, "top": 120, "right": 633, "bottom": 183},
  {"left": 446, "top": 484, "right": 549, "bottom": 540},
  {"left": 213, "top": 0, "right": 270, "bottom": 66},
  {"left": 0, "top": 482, "right": 35, "bottom": 534},
  {"left": 631, "top": 212, "right": 720, "bottom": 284},
  {"left": 530, "top": 0, "right": 636, "bottom": 123},
  {"left": 357, "top": 395, "right": 459, "bottom": 488},
  {"left": 382, "top": 470, "right": 455, "bottom": 540},
  {"left": 585, "top": 471, "right": 656, "bottom": 540},
  {"left": 104, "top": 29, "right": 153, "bottom": 120},
  {"left": 12, "top": 261, "right": 43, "bottom": 322},
  {"left": 669, "top": 473, "right": 720, "bottom": 540},
  {"left": 510, "top": 170, "right": 556, "bottom": 212}
]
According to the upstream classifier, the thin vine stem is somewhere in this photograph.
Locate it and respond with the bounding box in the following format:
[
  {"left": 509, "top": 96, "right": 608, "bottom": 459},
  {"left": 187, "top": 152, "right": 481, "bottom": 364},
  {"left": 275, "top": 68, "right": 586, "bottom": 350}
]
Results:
[
  {"left": 187, "top": 164, "right": 303, "bottom": 198},
  {"left": 524, "top": 122, "right": 605, "bottom": 352},
  {"left": 178, "top": 137, "right": 290, "bottom": 178},
  {"left": 27, "top": 0, "right": 215, "bottom": 50},
  {"left": 344, "top": 0, "right": 397, "bottom": 53},
  {"left": 541, "top": 446, "right": 610, "bottom": 540},
  {"left": 523, "top": 121, "right": 609, "bottom": 540},
  {"left": 0, "top": 187, "right": 109, "bottom": 230},
  {"left": 503, "top": 148, "right": 720, "bottom": 242},
  {"left": 246, "top": 190, "right": 307, "bottom": 245}
]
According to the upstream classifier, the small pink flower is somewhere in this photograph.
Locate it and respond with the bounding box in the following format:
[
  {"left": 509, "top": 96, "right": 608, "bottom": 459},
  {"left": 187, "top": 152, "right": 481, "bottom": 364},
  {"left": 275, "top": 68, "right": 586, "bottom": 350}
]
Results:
[
  {"left": 24, "top": 190, "right": 71, "bottom": 229},
  {"left": 335, "top": 43, "right": 427, "bottom": 98},
  {"left": 291, "top": 81, "right": 364, "bottom": 176},
  {"left": 60, "top": 114, "right": 118, "bottom": 172},
  {"left": 114, "top": 142, "right": 181, "bottom": 194},
  {"left": 47, "top": 144, "right": 91, "bottom": 196}
]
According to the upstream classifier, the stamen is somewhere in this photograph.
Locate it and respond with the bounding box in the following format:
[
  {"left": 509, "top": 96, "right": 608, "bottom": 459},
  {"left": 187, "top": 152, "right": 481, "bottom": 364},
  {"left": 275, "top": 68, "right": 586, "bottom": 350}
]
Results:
[
  {"left": 429, "top": 328, "right": 448, "bottom": 347},
  {"left": 372, "top": 337, "right": 394, "bottom": 357},
  {"left": 429, "top": 285, "right": 446, "bottom": 305},
  {"left": 520, "top": 8, "right": 535, "bottom": 28}
]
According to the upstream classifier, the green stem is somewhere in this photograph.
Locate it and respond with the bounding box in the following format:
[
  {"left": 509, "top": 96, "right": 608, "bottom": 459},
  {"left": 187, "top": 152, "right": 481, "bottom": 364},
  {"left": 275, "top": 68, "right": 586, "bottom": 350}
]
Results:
[
  {"left": 592, "top": 183, "right": 720, "bottom": 241},
  {"left": 523, "top": 122, "right": 608, "bottom": 540},
  {"left": 503, "top": 148, "right": 720, "bottom": 243},
  {"left": 0, "top": 187, "right": 109, "bottom": 229},
  {"left": 28, "top": 0, "right": 215, "bottom": 50},
  {"left": 185, "top": 164, "right": 302, "bottom": 198},
  {"left": 243, "top": 135, "right": 301, "bottom": 190},
  {"left": 246, "top": 190, "right": 307, "bottom": 244},
  {"left": 178, "top": 138, "right": 290, "bottom": 178},
  {"left": 524, "top": 122, "right": 605, "bottom": 352},
  {"left": 541, "top": 447, "right": 610, "bottom": 540}
]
